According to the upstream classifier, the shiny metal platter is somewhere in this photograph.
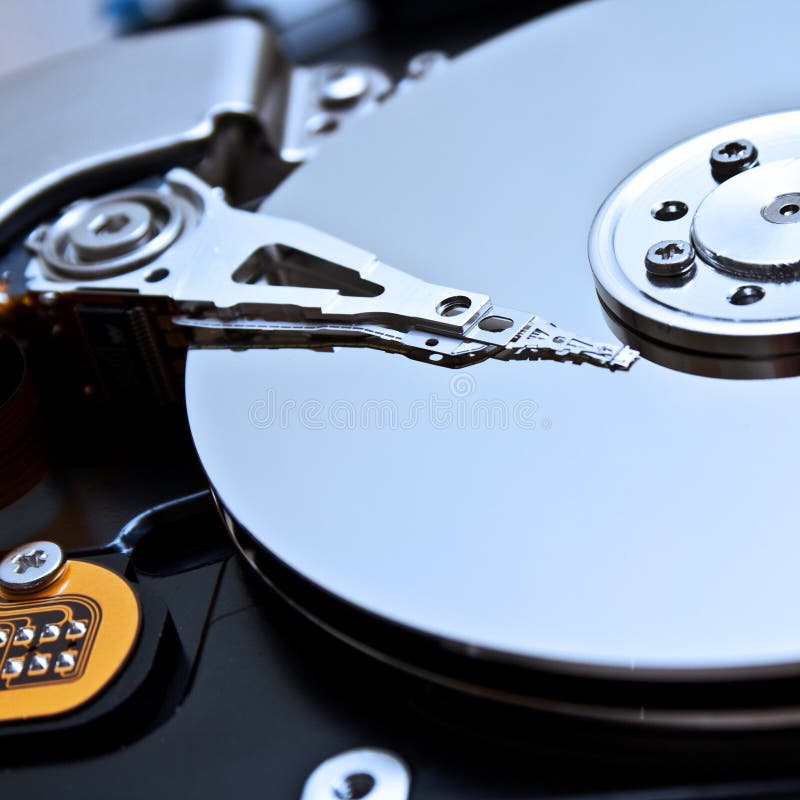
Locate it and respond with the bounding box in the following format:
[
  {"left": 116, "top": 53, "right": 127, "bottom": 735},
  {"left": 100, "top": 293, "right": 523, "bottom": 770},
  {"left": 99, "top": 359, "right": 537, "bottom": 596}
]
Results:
[
  {"left": 186, "top": 0, "right": 800, "bottom": 723},
  {"left": 591, "top": 111, "right": 800, "bottom": 378}
]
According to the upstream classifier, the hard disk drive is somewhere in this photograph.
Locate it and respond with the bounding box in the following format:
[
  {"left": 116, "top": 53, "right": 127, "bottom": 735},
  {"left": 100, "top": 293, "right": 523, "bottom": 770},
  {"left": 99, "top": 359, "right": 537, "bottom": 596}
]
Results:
[{"left": 4, "top": 0, "right": 800, "bottom": 797}]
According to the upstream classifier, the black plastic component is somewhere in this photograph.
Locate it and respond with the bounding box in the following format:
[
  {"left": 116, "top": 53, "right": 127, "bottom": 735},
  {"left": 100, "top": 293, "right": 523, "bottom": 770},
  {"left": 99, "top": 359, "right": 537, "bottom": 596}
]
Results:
[
  {"left": 0, "top": 499, "right": 799, "bottom": 796},
  {"left": 0, "top": 335, "right": 49, "bottom": 507},
  {"left": 76, "top": 305, "right": 176, "bottom": 405}
]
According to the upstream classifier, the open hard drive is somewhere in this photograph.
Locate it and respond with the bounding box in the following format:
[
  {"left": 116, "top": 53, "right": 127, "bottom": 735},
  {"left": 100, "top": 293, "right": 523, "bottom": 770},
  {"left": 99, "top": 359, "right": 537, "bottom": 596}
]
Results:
[{"left": 7, "top": 0, "right": 800, "bottom": 796}]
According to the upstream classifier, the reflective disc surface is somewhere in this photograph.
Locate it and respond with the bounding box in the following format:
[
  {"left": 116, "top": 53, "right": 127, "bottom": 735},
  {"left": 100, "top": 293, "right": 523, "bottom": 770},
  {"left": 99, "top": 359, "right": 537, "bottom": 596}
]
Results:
[{"left": 187, "top": 0, "right": 800, "bottom": 676}]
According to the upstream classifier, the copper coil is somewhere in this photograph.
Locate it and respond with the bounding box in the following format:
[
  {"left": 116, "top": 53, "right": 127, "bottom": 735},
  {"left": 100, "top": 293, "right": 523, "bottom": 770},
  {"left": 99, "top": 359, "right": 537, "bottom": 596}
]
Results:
[{"left": 0, "top": 336, "right": 49, "bottom": 508}]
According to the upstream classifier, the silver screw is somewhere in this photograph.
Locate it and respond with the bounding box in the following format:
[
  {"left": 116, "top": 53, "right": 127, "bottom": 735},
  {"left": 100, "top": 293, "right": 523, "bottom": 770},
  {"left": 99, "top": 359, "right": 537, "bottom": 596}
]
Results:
[
  {"left": 70, "top": 199, "right": 155, "bottom": 261},
  {"left": 321, "top": 66, "right": 370, "bottom": 106},
  {"left": 0, "top": 541, "right": 64, "bottom": 594},
  {"left": 645, "top": 239, "right": 695, "bottom": 278},
  {"left": 710, "top": 139, "right": 758, "bottom": 182},
  {"left": 406, "top": 51, "right": 448, "bottom": 80},
  {"left": 301, "top": 748, "right": 410, "bottom": 800}
]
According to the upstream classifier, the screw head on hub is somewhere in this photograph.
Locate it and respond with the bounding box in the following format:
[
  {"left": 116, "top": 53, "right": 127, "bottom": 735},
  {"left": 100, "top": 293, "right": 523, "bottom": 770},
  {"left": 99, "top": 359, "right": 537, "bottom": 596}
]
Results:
[
  {"left": 645, "top": 240, "right": 696, "bottom": 278},
  {"left": 710, "top": 139, "right": 759, "bottom": 182}
]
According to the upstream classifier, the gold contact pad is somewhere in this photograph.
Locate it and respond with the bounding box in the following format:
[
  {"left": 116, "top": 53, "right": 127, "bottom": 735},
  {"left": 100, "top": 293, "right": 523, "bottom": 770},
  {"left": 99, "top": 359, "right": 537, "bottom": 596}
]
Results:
[{"left": 0, "top": 560, "right": 140, "bottom": 722}]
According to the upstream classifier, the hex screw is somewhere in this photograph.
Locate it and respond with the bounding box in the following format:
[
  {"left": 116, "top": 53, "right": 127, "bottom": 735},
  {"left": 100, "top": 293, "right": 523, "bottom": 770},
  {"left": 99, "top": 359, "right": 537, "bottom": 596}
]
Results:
[
  {"left": 645, "top": 240, "right": 696, "bottom": 278},
  {"left": 710, "top": 139, "right": 759, "bottom": 182}
]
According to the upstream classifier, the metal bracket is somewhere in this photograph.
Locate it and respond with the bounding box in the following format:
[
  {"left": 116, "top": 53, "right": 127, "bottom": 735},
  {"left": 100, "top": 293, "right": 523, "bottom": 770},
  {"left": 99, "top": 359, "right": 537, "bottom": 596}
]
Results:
[
  {"left": 0, "top": 18, "right": 391, "bottom": 246},
  {"left": 24, "top": 170, "right": 637, "bottom": 371}
]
